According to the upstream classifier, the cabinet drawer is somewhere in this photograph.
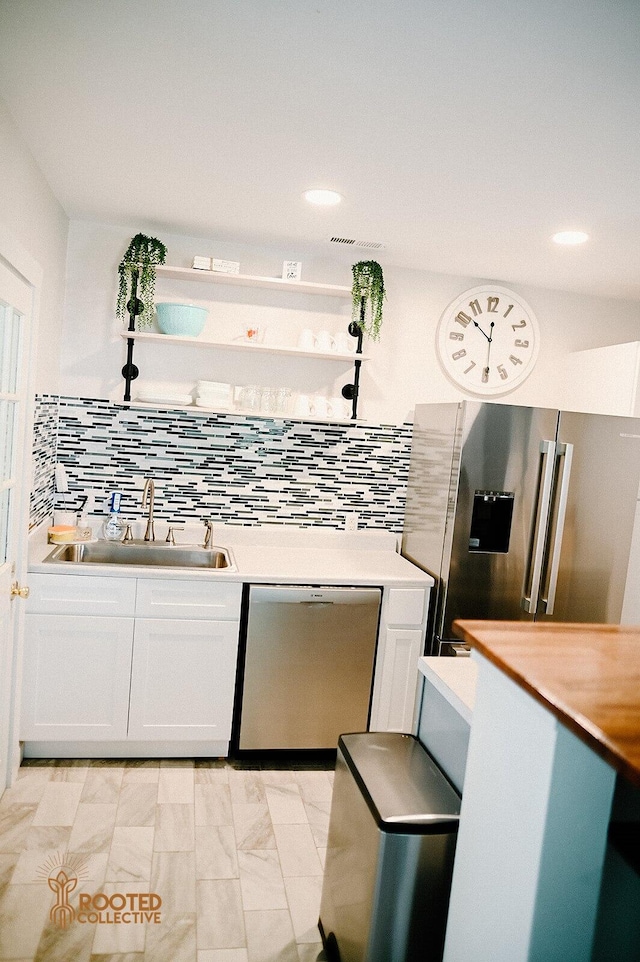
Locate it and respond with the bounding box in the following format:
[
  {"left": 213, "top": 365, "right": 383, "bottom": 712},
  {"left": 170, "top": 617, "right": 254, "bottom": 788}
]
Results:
[
  {"left": 27, "top": 573, "right": 136, "bottom": 616},
  {"left": 385, "top": 587, "right": 428, "bottom": 626},
  {"left": 135, "top": 579, "right": 242, "bottom": 620}
]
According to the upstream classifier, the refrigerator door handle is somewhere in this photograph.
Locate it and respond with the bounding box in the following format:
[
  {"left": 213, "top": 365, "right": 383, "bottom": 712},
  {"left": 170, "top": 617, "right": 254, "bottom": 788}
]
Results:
[
  {"left": 522, "top": 440, "right": 556, "bottom": 614},
  {"left": 541, "top": 442, "right": 574, "bottom": 615}
]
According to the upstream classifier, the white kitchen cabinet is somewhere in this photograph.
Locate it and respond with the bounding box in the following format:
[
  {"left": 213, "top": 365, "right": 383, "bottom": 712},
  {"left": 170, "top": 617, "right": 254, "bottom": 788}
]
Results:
[
  {"left": 369, "top": 585, "right": 431, "bottom": 733},
  {"left": 565, "top": 342, "right": 640, "bottom": 417},
  {"left": 21, "top": 573, "right": 242, "bottom": 756},
  {"left": 128, "top": 618, "right": 239, "bottom": 741},
  {"left": 21, "top": 614, "right": 134, "bottom": 740}
]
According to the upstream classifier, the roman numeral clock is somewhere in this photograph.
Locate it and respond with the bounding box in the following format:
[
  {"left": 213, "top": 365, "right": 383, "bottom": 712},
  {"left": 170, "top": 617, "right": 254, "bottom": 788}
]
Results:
[{"left": 436, "top": 286, "right": 540, "bottom": 395}]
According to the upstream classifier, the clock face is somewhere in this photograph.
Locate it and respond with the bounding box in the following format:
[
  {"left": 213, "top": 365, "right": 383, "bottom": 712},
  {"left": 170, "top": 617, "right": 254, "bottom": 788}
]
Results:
[{"left": 436, "top": 286, "right": 540, "bottom": 396}]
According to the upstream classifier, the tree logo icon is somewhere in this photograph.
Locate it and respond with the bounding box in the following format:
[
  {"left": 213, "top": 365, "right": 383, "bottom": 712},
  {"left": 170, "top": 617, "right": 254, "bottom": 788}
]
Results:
[{"left": 37, "top": 852, "right": 90, "bottom": 929}]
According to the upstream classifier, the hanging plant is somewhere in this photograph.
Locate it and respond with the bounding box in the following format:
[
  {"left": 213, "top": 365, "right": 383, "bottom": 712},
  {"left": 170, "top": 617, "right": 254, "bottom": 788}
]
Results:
[
  {"left": 351, "top": 260, "right": 386, "bottom": 341},
  {"left": 116, "top": 233, "right": 167, "bottom": 330}
]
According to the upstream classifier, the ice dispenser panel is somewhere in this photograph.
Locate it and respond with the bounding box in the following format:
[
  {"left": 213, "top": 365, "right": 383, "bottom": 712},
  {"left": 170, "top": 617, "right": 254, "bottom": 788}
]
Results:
[{"left": 469, "top": 490, "right": 514, "bottom": 553}]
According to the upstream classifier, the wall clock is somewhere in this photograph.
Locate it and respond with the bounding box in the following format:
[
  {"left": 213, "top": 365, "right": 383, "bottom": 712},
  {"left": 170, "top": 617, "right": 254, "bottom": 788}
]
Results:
[{"left": 436, "top": 285, "right": 540, "bottom": 396}]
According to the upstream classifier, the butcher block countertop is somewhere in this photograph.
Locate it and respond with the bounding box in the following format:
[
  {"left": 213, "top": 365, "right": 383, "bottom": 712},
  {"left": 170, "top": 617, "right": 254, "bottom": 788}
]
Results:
[{"left": 453, "top": 620, "right": 640, "bottom": 788}]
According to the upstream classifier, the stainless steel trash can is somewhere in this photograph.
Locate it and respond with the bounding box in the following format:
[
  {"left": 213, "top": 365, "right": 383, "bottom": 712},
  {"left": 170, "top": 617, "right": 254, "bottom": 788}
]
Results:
[{"left": 319, "top": 732, "right": 461, "bottom": 962}]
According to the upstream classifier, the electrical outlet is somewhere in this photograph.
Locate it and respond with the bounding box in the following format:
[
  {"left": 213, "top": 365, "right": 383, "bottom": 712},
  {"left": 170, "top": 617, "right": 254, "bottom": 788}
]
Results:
[{"left": 345, "top": 513, "right": 359, "bottom": 532}]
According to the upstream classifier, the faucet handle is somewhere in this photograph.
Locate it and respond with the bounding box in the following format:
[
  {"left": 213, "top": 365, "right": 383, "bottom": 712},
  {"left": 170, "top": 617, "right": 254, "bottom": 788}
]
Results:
[
  {"left": 122, "top": 523, "right": 134, "bottom": 543},
  {"left": 166, "top": 525, "right": 185, "bottom": 545}
]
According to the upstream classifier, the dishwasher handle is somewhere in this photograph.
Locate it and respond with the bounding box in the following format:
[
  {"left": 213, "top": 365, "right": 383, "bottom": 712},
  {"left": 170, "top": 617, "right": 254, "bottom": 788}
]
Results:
[{"left": 248, "top": 585, "right": 382, "bottom": 607}]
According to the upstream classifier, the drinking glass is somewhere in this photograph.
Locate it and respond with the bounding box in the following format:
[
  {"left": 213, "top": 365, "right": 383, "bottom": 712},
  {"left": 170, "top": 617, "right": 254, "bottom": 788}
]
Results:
[
  {"left": 260, "top": 388, "right": 278, "bottom": 414},
  {"left": 275, "top": 388, "right": 292, "bottom": 414},
  {"left": 239, "top": 385, "right": 262, "bottom": 411}
]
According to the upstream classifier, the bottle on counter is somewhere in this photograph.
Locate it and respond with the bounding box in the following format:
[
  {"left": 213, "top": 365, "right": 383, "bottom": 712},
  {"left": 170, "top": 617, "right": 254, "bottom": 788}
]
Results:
[
  {"left": 75, "top": 494, "right": 93, "bottom": 542},
  {"left": 101, "top": 491, "right": 124, "bottom": 541}
]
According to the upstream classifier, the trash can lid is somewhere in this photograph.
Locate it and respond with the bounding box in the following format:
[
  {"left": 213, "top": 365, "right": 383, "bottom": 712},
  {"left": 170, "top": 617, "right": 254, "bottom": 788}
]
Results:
[{"left": 338, "top": 732, "right": 461, "bottom": 834}]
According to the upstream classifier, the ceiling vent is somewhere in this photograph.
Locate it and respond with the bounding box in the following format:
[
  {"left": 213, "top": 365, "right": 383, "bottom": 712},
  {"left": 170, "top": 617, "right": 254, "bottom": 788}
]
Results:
[{"left": 329, "top": 236, "right": 386, "bottom": 250}]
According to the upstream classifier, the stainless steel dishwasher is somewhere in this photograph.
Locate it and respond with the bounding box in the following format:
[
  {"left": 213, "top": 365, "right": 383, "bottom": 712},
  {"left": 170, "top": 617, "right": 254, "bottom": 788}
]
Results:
[{"left": 238, "top": 585, "right": 382, "bottom": 751}]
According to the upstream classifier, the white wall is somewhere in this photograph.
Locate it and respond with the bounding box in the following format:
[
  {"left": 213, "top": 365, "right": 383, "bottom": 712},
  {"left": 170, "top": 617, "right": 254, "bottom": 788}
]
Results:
[
  {"left": 0, "top": 95, "right": 68, "bottom": 394},
  {"left": 60, "top": 220, "right": 640, "bottom": 425}
]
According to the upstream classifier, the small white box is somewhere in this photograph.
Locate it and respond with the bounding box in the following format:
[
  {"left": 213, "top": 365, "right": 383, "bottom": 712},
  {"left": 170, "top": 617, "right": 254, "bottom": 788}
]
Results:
[
  {"left": 192, "top": 256, "right": 212, "bottom": 270},
  {"left": 211, "top": 258, "right": 240, "bottom": 274},
  {"left": 283, "top": 261, "right": 302, "bottom": 281}
]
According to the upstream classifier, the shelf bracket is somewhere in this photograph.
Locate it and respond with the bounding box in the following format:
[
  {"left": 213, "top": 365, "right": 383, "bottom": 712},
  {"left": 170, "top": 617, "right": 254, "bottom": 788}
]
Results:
[
  {"left": 122, "top": 269, "right": 142, "bottom": 401},
  {"left": 341, "top": 305, "right": 365, "bottom": 419}
]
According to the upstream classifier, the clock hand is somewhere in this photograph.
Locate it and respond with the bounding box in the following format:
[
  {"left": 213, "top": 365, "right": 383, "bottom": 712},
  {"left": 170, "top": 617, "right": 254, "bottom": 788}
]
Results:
[
  {"left": 483, "top": 321, "right": 495, "bottom": 380},
  {"left": 473, "top": 320, "right": 491, "bottom": 342}
]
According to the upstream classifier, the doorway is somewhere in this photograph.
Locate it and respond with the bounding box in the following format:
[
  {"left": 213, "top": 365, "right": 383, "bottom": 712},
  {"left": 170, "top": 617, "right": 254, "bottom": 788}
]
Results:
[{"left": 0, "top": 252, "right": 36, "bottom": 793}]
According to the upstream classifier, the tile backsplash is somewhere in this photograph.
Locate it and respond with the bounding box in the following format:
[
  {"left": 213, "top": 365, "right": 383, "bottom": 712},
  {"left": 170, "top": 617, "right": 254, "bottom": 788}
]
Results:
[
  {"left": 31, "top": 396, "right": 412, "bottom": 532},
  {"left": 29, "top": 394, "right": 58, "bottom": 529}
]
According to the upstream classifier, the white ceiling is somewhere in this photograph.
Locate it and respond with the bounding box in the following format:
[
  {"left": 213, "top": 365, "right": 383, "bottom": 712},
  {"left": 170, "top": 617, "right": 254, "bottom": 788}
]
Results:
[{"left": 1, "top": 0, "right": 639, "bottom": 300}]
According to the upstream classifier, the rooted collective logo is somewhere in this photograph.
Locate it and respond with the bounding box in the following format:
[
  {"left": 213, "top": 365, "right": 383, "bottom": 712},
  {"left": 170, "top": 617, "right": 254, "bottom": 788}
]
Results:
[
  {"left": 37, "top": 852, "right": 90, "bottom": 929},
  {"left": 37, "top": 852, "right": 162, "bottom": 929}
]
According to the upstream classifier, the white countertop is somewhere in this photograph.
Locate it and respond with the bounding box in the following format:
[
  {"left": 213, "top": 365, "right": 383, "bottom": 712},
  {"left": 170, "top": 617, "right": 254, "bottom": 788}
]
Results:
[
  {"left": 418, "top": 655, "right": 478, "bottom": 723},
  {"left": 29, "top": 521, "right": 434, "bottom": 588}
]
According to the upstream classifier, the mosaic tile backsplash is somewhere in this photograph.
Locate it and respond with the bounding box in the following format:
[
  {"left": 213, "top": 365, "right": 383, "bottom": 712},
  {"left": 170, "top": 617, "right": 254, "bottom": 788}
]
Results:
[
  {"left": 29, "top": 395, "right": 58, "bottom": 529},
  {"left": 31, "top": 395, "right": 412, "bottom": 532}
]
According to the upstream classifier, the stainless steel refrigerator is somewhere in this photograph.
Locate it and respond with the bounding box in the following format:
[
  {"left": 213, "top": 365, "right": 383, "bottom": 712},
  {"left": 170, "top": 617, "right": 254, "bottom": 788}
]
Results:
[{"left": 402, "top": 401, "right": 640, "bottom": 654}]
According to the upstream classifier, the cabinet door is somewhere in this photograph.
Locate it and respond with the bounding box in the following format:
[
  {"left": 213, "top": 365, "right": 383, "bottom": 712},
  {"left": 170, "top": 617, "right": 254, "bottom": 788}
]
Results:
[
  {"left": 21, "top": 615, "right": 134, "bottom": 740},
  {"left": 372, "top": 628, "right": 423, "bottom": 733},
  {"left": 127, "top": 619, "right": 239, "bottom": 741}
]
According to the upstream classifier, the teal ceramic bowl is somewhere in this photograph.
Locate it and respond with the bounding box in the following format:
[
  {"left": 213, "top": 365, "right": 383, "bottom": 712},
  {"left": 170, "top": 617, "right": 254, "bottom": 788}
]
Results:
[{"left": 156, "top": 303, "right": 208, "bottom": 337}]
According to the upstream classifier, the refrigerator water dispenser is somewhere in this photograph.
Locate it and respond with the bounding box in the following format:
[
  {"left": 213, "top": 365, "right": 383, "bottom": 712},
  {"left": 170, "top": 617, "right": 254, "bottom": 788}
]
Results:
[{"left": 468, "top": 490, "right": 514, "bottom": 553}]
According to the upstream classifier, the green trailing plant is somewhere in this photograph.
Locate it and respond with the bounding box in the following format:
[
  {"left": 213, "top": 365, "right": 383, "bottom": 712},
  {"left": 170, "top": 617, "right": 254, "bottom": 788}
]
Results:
[
  {"left": 351, "top": 260, "right": 386, "bottom": 341},
  {"left": 116, "top": 233, "right": 167, "bottom": 330}
]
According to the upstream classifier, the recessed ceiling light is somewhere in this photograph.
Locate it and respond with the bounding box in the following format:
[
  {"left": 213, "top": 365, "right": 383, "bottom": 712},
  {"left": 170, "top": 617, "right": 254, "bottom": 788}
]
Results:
[
  {"left": 552, "top": 230, "right": 589, "bottom": 246},
  {"left": 303, "top": 188, "right": 342, "bottom": 206}
]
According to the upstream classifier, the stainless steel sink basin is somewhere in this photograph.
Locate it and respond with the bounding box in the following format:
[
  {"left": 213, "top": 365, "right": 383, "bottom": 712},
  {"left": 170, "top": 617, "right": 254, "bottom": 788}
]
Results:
[{"left": 44, "top": 541, "right": 233, "bottom": 570}]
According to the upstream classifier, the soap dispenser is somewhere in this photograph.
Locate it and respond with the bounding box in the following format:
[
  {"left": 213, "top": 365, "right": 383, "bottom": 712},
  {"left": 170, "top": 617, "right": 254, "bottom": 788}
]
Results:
[{"left": 102, "top": 491, "right": 124, "bottom": 541}]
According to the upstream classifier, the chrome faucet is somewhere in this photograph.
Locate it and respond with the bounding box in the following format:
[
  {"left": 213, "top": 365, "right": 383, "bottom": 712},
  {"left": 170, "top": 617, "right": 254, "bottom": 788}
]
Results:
[
  {"left": 141, "top": 478, "right": 156, "bottom": 541},
  {"left": 203, "top": 519, "right": 214, "bottom": 549}
]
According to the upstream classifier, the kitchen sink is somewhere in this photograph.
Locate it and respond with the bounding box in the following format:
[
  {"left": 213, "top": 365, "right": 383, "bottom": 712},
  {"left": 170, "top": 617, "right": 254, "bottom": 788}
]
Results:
[{"left": 43, "top": 541, "right": 234, "bottom": 570}]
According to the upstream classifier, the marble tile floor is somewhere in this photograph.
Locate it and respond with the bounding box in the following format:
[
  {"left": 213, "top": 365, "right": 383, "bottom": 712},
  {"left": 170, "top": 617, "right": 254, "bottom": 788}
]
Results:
[{"left": 0, "top": 758, "right": 335, "bottom": 962}]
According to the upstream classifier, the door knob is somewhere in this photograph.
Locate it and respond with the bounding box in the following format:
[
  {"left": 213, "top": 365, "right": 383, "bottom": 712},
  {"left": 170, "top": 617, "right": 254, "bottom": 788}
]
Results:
[{"left": 10, "top": 582, "right": 29, "bottom": 599}]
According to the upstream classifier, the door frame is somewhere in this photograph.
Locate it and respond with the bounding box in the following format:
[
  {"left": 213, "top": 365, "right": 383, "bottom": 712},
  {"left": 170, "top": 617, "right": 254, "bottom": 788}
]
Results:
[{"left": 0, "top": 223, "right": 42, "bottom": 786}]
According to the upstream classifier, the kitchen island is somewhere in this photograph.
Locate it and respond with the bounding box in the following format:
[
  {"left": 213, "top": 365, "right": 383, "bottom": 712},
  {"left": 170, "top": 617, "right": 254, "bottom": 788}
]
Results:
[{"left": 442, "top": 621, "right": 640, "bottom": 962}]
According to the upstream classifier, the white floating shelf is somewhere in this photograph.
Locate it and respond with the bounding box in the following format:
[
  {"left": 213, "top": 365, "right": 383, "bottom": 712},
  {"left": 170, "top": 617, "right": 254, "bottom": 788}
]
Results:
[
  {"left": 118, "top": 330, "right": 368, "bottom": 362},
  {"left": 155, "top": 264, "right": 351, "bottom": 297},
  {"left": 123, "top": 399, "right": 361, "bottom": 425}
]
